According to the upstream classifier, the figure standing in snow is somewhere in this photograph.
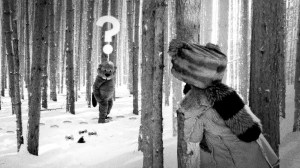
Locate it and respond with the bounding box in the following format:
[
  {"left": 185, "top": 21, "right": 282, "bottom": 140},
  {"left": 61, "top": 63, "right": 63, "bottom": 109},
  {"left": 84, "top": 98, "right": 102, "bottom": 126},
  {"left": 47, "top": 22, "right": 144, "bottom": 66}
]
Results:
[
  {"left": 169, "top": 39, "right": 279, "bottom": 168},
  {"left": 92, "top": 61, "right": 117, "bottom": 123}
]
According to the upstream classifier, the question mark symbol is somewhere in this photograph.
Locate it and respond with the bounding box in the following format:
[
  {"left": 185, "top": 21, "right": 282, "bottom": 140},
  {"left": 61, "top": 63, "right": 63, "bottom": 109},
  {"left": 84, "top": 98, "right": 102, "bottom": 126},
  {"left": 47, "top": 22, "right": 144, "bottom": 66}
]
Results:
[{"left": 96, "top": 16, "right": 120, "bottom": 55}]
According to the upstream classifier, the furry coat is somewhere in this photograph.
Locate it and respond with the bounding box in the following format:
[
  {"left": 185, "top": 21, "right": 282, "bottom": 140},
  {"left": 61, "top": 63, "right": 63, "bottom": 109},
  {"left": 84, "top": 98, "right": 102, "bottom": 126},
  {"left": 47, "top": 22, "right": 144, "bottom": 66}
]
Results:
[
  {"left": 179, "top": 82, "right": 279, "bottom": 168},
  {"left": 92, "top": 61, "right": 116, "bottom": 123}
]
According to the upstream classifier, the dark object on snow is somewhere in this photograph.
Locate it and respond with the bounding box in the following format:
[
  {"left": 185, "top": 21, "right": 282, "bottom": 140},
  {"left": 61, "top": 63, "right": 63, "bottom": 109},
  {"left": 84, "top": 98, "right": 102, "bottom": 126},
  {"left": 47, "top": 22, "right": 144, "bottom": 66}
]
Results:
[
  {"left": 88, "top": 131, "right": 98, "bottom": 136},
  {"left": 98, "top": 118, "right": 110, "bottom": 123},
  {"left": 79, "top": 129, "right": 87, "bottom": 134},
  {"left": 77, "top": 136, "right": 85, "bottom": 143},
  {"left": 106, "top": 116, "right": 112, "bottom": 120},
  {"left": 92, "top": 93, "right": 97, "bottom": 107},
  {"left": 65, "top": 135, "right": 74, "bottom": 140}
]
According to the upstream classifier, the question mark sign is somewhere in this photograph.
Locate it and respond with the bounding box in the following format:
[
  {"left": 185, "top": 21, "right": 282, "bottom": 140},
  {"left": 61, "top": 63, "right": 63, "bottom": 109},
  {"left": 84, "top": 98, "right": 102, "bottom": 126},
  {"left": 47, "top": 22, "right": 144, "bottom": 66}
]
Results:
[{"left": 96, "top": 16, "right": 120, "bottom": 55}]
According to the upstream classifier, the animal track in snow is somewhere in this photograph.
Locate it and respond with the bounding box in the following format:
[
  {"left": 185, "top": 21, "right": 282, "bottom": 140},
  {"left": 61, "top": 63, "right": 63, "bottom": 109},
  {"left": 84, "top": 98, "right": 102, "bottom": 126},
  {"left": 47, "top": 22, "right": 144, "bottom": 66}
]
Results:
[{"left": 50, "top": 125, "right": 59, "bottom": 128}]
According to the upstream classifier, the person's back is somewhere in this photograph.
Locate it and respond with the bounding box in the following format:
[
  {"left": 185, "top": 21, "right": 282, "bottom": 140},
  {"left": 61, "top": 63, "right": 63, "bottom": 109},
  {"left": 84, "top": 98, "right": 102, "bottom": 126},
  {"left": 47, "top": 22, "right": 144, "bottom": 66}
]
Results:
[
  {"left": 170, "top": 39, "right": 278, "bottom": 168},
  {"left": 180, "top": 86, "right": 272, "bottom": 168}
]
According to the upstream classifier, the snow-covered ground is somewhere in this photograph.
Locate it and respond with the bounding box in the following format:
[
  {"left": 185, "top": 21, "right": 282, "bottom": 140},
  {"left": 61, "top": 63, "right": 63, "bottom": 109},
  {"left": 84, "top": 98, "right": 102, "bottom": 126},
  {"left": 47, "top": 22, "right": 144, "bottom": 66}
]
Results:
[
  {"left": 0, "top": 85, "right": 298, "bottom": 168},
  {"left": 0, "top": 86, "right": 177, "bottom": 168}
]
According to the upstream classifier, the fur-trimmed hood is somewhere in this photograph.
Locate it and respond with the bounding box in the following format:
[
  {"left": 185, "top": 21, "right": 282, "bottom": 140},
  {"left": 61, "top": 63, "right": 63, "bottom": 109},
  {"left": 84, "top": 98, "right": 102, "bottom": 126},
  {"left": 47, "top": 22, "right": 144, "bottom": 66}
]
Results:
[{"left": 181, "top": 82, "right": 262, "bottom": 142}]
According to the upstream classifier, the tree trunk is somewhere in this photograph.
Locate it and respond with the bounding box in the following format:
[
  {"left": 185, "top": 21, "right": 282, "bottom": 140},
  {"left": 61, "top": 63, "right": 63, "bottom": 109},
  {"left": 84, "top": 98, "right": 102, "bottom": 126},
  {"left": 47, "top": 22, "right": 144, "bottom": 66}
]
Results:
[
  {"left": 65, "top": 0, "right": 75, "bottom": 114},
  {"left": 171, "top": 0, "right": 180, "bottom": 138},
  {"left": 249, "top": 0, "right": 285, "bottom": 155},
  {"left": 49, "top": 0, "right": 60, "bottom": 101},
  {"left": 3, "top": 0, "right": 16, "bottom": 114},
  {"left": 81, "top": 1, "right": 87, "bottom": 88},
  {"left": 152, "top": 1, "right": 166, "bottom": 167},
  {"left": 97, "top": 0, "right": 103, "bottom": 63},
  {"left": 132, "top": 0, "right": 140, "bottom": 115},
  {"left": 55, "top": 0, "right": 63, "bottom": 95},
  {"left": 18, "top": 0, "right": 25, "bottom": 100},
  {"left": 10, "top": 0, "right": 23, "bottom": 151},
  {"left": 175, "top": 0, "right": 201, "bottom": 167},
  {"left": 293, "top": 0, "right": 300, "bottom": 132},
  {"left": 218, "top": 0, "right": 229, "bottom": 55},
  {"left": 85, "top": 0, "right": 94, "bottom": 108},
  {"left": 60, "top": 0, "right": 66, "bottom": 94},
  {"left": 25, "top": 0, "right": 30, "bottom": 91},
  {"left": 111, "top": 0, "right": 119, "bottom": 100},
  {"left": 75, "top": 0, "right": 84, "bottom": 101},
  {"left": 140, "top": 0, "right": 154, "bottom": 167},
  {"left": 100, "top": 0, "right": 109, "bottom": 62},
  {"left": 201, "top": 0, "right": 213, "bottom": 44},
  {"left": 218, "top": 0, "right": 229, "bottom": 84},
  {"left": 164, "top": 0, "right": 171, "bottom": 106},
  {"left": 41, "top": 3, "right": 49, "bottom": 109},
  {"left": 27, "top": 0, "right": 47, "bottom": 156},
  {"left": 1, "top": 25, "right": 6, "bottom": 97},
  {"left": 4, "top": 1, "right": 15, "bottom": 101},
  {"left": 239, "top": 0, "right": 250, "bottom": 103},
  {"left": 110, "top": 0, "right": 118, "bottom": 65},
  {"left": 127, "top": 0, "right": 134, "bottom": 94}
]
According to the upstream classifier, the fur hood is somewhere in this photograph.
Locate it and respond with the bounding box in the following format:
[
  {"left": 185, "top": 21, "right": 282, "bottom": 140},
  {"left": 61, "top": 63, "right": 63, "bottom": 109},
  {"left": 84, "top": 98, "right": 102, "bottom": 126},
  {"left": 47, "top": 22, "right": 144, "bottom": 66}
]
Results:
[{"left": 181, "top": 82, "right": 262, "bottom": 142}]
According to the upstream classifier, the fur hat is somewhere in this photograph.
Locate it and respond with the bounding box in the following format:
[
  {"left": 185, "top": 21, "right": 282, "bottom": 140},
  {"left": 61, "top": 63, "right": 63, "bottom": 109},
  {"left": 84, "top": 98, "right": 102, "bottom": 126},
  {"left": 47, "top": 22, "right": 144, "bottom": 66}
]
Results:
[{"left": 169, "top": 39, "right": 227, "bottom": 89}]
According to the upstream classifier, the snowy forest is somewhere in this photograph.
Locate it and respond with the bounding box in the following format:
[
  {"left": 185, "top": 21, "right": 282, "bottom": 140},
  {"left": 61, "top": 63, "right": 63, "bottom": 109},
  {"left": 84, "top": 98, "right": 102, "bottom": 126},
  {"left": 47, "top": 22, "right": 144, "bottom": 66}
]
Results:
[{"left": 0, "top": 0, "right": 299, "bottom": 168}]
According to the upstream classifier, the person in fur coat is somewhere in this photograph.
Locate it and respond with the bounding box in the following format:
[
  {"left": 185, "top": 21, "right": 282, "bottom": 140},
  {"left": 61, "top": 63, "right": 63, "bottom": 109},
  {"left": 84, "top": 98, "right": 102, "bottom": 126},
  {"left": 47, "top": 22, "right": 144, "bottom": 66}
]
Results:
[
  {"left": 93, "top": 61, "right": 116, "bottom": 123},
  {"left": 169, "top": 39, "right": 279, "bottom": 168}
]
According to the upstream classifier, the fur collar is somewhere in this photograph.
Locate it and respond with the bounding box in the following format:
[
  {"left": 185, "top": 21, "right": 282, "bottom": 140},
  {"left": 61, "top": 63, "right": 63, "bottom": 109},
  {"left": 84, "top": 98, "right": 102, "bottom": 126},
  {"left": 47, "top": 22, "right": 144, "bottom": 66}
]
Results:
[
  {"left": 180, "top": 81, "right": 262, "bottom": 142},
  {"left": 204, "top": 82, "right": 234, "bottom": 105}
]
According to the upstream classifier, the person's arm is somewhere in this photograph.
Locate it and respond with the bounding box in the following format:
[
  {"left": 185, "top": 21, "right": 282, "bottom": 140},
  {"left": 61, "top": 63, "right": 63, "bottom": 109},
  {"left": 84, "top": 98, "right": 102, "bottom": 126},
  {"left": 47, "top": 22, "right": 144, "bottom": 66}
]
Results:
[{"left": 93, "top": 76, "right": 105, "bottom": 102}]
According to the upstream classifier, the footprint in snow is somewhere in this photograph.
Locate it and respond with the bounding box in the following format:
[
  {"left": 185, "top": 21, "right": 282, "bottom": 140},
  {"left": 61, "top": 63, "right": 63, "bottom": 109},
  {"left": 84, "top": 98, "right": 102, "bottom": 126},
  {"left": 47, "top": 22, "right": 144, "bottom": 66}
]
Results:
[
  {"left": 79, "top": 121, "right": 88, "bottom": 124},
  {"left": 129, "top": 117, "right": 137, "bottom": 120},
  {"left": 63, "top": 120, "right": 72, "bottom": 124},
  {"left": 116, "top": 115, "right": 125, "bottom": 119},
  {"left": 0, "top": 128, "right": 2, "bottom": 130},
  {"left": 50, "top": 125, "right": 59, "bottom": 128},
  {"left": 40, "top": 123, "right": 45, "bottom": 126},
  {"left": 6, "top": 131, "right": 14, "bottom": 134}
]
